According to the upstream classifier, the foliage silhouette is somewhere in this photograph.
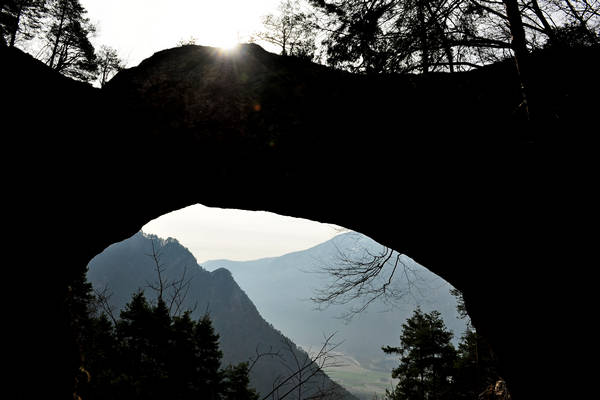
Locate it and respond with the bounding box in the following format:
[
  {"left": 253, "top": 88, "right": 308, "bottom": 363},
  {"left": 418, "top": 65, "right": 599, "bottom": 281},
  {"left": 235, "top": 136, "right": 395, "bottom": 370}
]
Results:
[
  {"left": 97, "top": 45, "right": 124, "bottom": 87},
  {"left": 44, "top": 0, "right": 97, "bottom": 82},
  {"left": 382, "top": 298, "right": 503, "bottom": 400},
  {"left": 1, "top": 0, "right": 128, "bottom": 83},
  {"left": 256, "top": 0, "right": 319, "bottom": 60},
  {"left": 68, "top": 270, "right": 258, "bottom": 400},
  {"left": 383, "top": 309, "right": 457, "bottom": 400},
  {"left": 0, "top": 0, "right": 46, "bottom": 47}
]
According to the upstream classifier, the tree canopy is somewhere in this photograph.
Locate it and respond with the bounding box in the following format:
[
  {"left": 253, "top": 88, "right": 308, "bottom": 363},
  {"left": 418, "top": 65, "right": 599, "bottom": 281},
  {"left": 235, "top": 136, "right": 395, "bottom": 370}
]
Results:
[
  {"left": 382, "top": 299, "right": 504, "bottom": 400},
  {"left": 0, "top": 0, "right": 46, "bottom": 47},
  {"left": 68, "top": 266, "right": 259, "bottom": 400},
  {"left": 44, "top": 0, "right": 97, "bottom": 81},
  {"left": 383, "top": 308, "right": 457, "bottom": 400},
  {"left": 255, "top": 0, "right": 319, "bottom": 60},
  {"left": 304, "top": 0, "right": 599, "bottom": 73},
  {"left": 1, "top": 0, "right": 124, "bottom": 84}
]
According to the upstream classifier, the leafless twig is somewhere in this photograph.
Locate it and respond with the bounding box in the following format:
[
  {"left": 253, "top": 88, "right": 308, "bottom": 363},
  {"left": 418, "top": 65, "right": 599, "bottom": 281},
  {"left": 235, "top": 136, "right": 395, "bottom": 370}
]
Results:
[
  {"left": 145, "top": 239, "right": 196, "bottom": 317},
  {"left": 262, "top": 332, "right": 345, "bottom": 400},
  {"left": 93, "top": 284, "right": 118, "bottom": 325},
  {"left": 248, "top": 344, "right": 284, "bottom": 373},
  {"left": 311, "top": 235, "right": 424, "bottom": 320}
]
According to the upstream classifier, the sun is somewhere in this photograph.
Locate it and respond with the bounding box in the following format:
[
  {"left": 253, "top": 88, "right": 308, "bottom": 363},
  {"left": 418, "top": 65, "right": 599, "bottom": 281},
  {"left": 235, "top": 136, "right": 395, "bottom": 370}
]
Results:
[
  {"left": 163, "top": 2, "right": 261, "bottom": 53},
  {"left": 199, "top": 22, "right": 243, "bottom": 50},
  {"left": 214, "top": 35, "right": 241, "bottom": 50}
]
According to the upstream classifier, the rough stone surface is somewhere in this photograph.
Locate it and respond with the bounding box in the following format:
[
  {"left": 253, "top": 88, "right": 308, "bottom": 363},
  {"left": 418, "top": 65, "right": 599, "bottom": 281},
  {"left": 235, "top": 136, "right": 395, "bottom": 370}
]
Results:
[
  {"left": 479, "top": 379, "right": 512, "bottom": 400},
  {"left": 2, "top": 44, "right": 596, "bottom": 399}
]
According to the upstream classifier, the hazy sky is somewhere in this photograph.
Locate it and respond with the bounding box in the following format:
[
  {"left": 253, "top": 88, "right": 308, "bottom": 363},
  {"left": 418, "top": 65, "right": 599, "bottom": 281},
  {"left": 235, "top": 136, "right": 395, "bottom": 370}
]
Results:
[
  {"left": 78, "top": 2, "right": 344, "bottom": 262},
  {"left": 81, "top": 0, "right": 282, "bottom": 67},
  {"left": 142, "top": 204, "right": 348, "bottom": 264}
]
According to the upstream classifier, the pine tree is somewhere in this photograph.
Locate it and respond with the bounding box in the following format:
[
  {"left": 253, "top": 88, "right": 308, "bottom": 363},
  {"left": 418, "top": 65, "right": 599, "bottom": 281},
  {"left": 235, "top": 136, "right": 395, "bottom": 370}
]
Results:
[
  {"left": 0, "top": 0, "right": 46, "bottom": 47},
  {"left": 453, "top": 329, "right": 500, "bottom": 400},
  {"left": 309, "top": 0, "right": 394, "bottom": 73},
  {"left": 168, "top": 311, "right": 200, "bottom": 398},
  {"left": 66, "top": 270, "right": 257, "bottom": 400},
  {"left": 449, "top": 287, "right": 502, "bottom": 398},
  {"left": 223, "top": 362, "right": 259, "bottom": 400},
  {"left": 79, "top": 313, "right": 120, "bottom": 400},
  {"left": 64, "top": 264, "right": 97, "bottom": 400},
  {"left": 383, "top": 308, "right": 457, "bottom": 400},
  {"left": 193, "top": 314, "right": 225, "bottom": 400},
  {"left": 96, "top": 45, "right": 123, "bottom": 87},
  {"left": 44, "top": 0, "right": 97, "bottom": 82},
  {"left": 116, "top": 291, "right": 170, "bottom": 400}
]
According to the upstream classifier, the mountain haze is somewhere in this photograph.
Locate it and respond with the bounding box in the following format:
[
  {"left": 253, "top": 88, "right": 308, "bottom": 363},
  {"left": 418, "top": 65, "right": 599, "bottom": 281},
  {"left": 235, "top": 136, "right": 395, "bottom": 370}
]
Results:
[
  {"left": 203, "top": 232, "right": 468, "bottom": 372},
  {"left": 87, "top": 232, "right": 356, "bottom": 400}
]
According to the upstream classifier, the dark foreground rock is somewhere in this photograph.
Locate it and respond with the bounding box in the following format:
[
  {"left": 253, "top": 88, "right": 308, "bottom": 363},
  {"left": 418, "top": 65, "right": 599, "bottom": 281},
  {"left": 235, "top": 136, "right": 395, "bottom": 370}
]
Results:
[{"left": 2, "top": 43, "right": 597, "bottom": 399}]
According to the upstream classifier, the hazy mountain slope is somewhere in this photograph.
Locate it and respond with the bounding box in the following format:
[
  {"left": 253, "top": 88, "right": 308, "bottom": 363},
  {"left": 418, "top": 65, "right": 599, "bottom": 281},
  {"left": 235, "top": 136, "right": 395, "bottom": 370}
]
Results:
[
  {"left": 203, "top": 232, "right": 468, "bottom": 372},
  {"left": 87, "top": 232, "right": 356, "bottom": 400}
]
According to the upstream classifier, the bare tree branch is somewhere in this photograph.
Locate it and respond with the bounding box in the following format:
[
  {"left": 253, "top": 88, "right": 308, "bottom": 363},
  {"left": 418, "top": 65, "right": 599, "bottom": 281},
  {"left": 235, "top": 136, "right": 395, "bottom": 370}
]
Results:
[
  {"left": 261, "top": 332, "right": 345, "bottom": 400},
  {"left": 146, "top": 239, "right": 167, "bottom": 302},
  {"left": 145, "top": 238, "right": 196, "bottom": 317},
  {"left": 248, "top": 344, "right": 284, "bottom": 373},
  {"left": 311, "top": 235, "right": 425, "bottom": 321},
  {"left": 167, "top": 265, "right": 197, "bottom": 316},
  {"left": 93, "top": 284, "right": 117, "bottom": 325}
]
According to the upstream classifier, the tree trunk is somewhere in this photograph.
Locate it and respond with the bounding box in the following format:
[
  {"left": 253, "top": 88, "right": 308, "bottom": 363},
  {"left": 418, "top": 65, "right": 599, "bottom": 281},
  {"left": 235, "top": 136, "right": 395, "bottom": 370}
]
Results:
[
  {"left": 56, "top": 39, "right": 69, "bottom": 72},
  {"left": 0, "top": 2, "right": 5, "bottom": 47},
  {"left": 423, "top": 1, "right": 454, "bottom": 72},
  {"left": 49, "top": 3, "right": 67, "bottom": 69},
  {"left": 100, "top": 62, "right": 109, "bottom": 87},
  {"left": 440, "top": 30, "right": 454, "bottom": 72},
  {"left": 563, "top": 0, "right": 599, "bottom": 45},
  {"left": 502, "top": 0, "right": 532, "bottom": 119},
  {"left": 9, "top": 0, "right": 24, "bottom": 47},
  {"left": 418, "top": 0, "right": 429, "bottom": 73},
  {"left": 529, "top": 0, "right": 558, "bottom": 45}
]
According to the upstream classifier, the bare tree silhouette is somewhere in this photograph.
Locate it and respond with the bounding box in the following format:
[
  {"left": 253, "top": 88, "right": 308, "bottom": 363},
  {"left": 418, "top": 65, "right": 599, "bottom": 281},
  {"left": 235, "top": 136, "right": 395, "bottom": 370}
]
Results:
[{"left": 311, "top": 234, "right": 425, "bottom": 320}]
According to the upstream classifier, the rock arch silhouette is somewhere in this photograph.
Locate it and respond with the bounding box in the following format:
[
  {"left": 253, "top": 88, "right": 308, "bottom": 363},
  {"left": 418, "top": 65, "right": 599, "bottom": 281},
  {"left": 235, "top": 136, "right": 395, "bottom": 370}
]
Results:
[{"left": 2, "top": 44, "right": 594, "bottom": 399}]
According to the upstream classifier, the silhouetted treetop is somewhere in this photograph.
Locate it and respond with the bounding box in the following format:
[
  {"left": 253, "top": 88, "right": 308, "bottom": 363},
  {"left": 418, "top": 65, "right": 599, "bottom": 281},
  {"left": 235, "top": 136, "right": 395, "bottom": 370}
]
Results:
[
  {"left": 1, "top": 0, "right": 128, "bottom": 83},
  {"left": 256, "top": 0, "right": 319, "bottom": 61},
  {"left": 307, "top": 0, "right": 598, "bottom": 73},
  {"left": 44, "top": 0, "right": 97, "bottom": 81},
  {"left": 0, "top": 0, "right": 46, "bottom": 47}
]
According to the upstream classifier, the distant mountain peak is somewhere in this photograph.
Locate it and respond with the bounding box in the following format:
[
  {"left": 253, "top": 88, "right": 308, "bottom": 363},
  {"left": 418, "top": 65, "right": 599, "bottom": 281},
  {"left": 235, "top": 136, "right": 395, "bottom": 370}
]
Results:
[
  {"left": 87, "top": 231, "right": 357, "bottom": 400},
  {"left": 140, "top": 230, "right": 181, "bottom": 246},
  {"left": 211, "top": 267, "right": 233, "bottom": 278}
]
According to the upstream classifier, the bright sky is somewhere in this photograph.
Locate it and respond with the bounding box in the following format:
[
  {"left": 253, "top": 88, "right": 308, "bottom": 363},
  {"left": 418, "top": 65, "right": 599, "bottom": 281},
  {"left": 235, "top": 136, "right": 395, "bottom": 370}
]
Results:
[
  {"left": 79, "top": 2, "right": 345, "bottom": 262},
  {"left": 81, "top": 0, "right": 282, "bottom": 67},
  {"left": 142, "top": 204, "right": 348, "bottom": 264}
]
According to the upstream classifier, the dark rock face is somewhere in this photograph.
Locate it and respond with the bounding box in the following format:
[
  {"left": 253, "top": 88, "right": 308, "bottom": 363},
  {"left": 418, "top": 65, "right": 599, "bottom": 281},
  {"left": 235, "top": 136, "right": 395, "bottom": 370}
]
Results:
[
  {"left": 479, "top": 379, "right": 512, "bottom": 400},
  {"left": 2, "top": 44, "right": 596, "bottom": 399}
]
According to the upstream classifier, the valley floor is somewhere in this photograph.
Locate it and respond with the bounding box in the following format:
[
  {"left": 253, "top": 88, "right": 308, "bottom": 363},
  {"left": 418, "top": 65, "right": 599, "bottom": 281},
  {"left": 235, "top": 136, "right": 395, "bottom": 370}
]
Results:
[{"left": 314, "top": 350, "right": 397, "bottom": 400}]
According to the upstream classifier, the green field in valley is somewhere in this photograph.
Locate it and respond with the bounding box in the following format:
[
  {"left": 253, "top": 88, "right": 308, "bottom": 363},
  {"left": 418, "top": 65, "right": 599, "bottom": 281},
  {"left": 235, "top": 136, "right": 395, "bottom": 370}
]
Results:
[{"left": 322, "top": 353, "right": 397, "bottom": 400}]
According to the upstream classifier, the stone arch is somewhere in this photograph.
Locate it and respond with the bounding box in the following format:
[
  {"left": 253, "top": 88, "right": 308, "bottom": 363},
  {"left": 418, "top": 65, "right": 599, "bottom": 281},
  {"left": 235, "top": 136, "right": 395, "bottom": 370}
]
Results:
[{"left": 3, "top": 44, "right": 590, "bottom": 400}]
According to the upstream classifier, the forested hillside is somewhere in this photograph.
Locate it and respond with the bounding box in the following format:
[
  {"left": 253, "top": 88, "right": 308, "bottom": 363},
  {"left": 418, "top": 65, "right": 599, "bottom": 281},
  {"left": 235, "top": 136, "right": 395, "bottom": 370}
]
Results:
[{"left": 87, "top": 232, "right": 356, "bottom": 400}]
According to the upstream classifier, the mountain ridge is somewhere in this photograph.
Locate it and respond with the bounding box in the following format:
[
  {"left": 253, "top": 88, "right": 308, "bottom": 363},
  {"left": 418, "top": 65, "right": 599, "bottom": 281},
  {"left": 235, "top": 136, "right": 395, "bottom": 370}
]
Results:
[
  {"left": 87, "top": 231, "right": 356, "bottom": 400},
  {"left": 196, "top": 230, "right": 349, "bottom": 265},
  {"left": 203, "top": 232, "right": 467, "bottom": 370}
]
